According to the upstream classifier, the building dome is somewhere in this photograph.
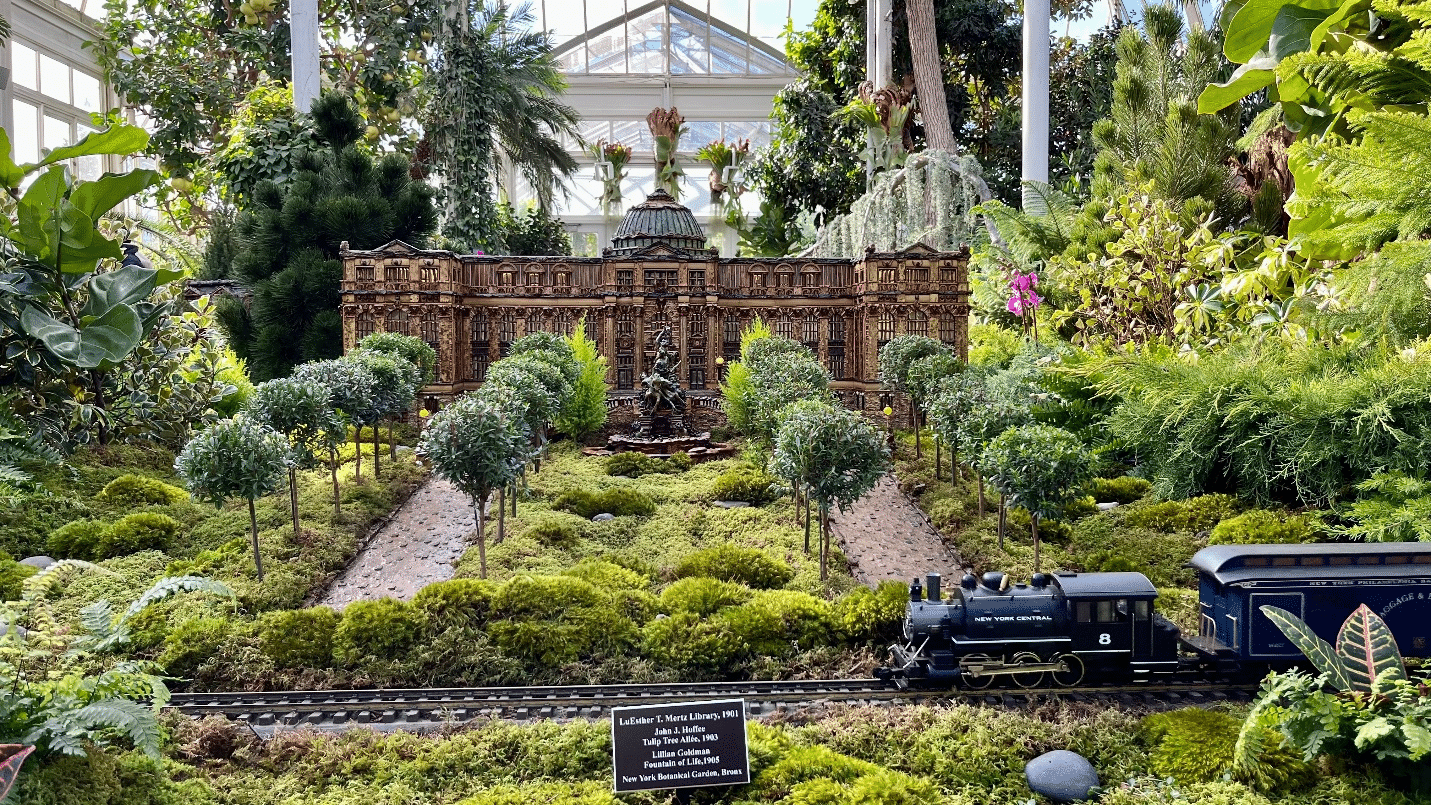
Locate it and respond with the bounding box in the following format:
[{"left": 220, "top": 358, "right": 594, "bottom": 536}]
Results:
[{"left": 606, "top": 188, "right": 711, "bottom": 255}]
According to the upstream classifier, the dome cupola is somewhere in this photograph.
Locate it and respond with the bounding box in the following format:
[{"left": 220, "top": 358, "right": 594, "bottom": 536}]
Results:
[{"left": 606, "top": 188, "right": 712, "bottom": 255}]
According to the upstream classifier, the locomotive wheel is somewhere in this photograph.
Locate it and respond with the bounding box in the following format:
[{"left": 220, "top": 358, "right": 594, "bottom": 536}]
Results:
[
  {"left": 1009, "top": 651, "right": 1044, "bottom": 688},
  {"left": 1050, "top": 653, "right": 1085, "bottom": 687},
  {"left": 960, "top": 654, "right": 995, "bottom": 689}
]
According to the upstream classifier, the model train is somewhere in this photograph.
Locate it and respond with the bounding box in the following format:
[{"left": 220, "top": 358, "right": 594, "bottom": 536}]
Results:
[{"left": 875, "top": 542, "right": 1431, "bottom": 688}]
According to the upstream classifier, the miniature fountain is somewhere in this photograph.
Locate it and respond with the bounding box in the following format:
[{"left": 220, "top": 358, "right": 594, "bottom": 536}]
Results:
[{"left": 606, "top": 326, "right": 722, "bottom": 456}]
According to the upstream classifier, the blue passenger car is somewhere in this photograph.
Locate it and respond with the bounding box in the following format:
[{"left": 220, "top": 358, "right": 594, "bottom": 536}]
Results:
[{"left": 1184, "top": 543, "right": 1431, "bottom": 667}]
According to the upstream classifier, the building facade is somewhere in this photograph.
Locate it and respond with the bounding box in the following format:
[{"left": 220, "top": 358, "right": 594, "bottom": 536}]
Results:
[{"left": 339, "top": 190, "right": 970, "bottom": 416}]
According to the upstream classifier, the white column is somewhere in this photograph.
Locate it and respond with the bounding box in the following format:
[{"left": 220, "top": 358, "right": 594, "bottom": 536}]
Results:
[
  {"left": 292, "top": 0, "right": 322, "bottom": 113},
  {"left": 1020, "top": 0, "right": 1051, "bottom": 212},
  {"left": 864, "top": 0, "right": 893, "bottom": 181}
]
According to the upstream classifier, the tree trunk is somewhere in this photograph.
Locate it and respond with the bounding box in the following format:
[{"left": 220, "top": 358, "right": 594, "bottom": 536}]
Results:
[
  {"left": 353, "top": 432, "right": 362, "bottom": 479},
  {"left": 497, "top": 486, "right": 506, "bottom": 544},
  {"left": 935, "top": 436, "right": 942, "bottom": 481},
  {"left": 512, "top": 478, "right": 519, "bottom": 516},
  {"left": 951, "top": 444, "right": 959, "bottom": 482},
  {"left": 475, "top": 498, "right": 487, "bottom": 579},
  {"left": 819, "top": 501, "right": 830, "bottom": 581},
  {"left": 288, "top": 467, "right": 300, "bottom": 539},
  {"left": 997, "top": 494, "right": 1007, "bottom": 549},
  {"left": 373, "top": 424, "right": 381, "bottom": 479},
  {"left": 330, "top": 448, "right": 341, "bottom": 517},
  {"left": 247, "top": 497, "right": 265, "bottom": 582},
  {"left": 803, "top": 493, "right": 812, "bottom": 554},
  {"left": 1032, "top": 515, "right": 1041, "bottom": 573},
  {"left": 90, "top": 368, "right": 110, "bottom": 446},
  {"left": 977, "top": 469, "right": 985, "bottom": 516},
  {"left": 389, "top": 419, "right": 398, "bottom": 462},
  {"left": 906, "top": 0, "right": 958, "bottom": 152}
]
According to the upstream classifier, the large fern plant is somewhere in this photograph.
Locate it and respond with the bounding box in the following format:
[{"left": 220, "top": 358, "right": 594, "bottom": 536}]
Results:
[{"left": 0, "top": 562, "right": 232, "bottom": 760}]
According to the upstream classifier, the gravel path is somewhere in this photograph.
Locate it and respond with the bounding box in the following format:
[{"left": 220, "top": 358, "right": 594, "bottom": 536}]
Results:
[
  {"left": 317, "top": 476, "right": 475, "bottom": 609},
  {"left": 829, "top": 475, "right": 963, "bottom": 587}
]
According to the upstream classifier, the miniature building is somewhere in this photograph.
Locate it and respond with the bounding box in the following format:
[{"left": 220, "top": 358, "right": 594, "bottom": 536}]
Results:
[{"left": 339, "top": 189, "right": 970, "bottom": 417}]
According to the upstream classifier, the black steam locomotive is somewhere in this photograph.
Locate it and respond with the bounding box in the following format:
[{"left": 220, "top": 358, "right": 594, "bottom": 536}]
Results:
[{"left": 877, "top": 542, "right": 1431, "bottom": 688}]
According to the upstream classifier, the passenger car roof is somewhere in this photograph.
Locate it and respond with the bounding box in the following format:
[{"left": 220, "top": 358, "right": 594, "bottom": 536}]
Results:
[{"left": 1190, "top": 542, "right": 1431, "bottom": 586}]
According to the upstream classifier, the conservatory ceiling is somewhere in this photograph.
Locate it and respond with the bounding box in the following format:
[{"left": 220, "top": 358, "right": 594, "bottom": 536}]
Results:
[{"left": 517, "top": 0, "right": 815, "bottom": 251}]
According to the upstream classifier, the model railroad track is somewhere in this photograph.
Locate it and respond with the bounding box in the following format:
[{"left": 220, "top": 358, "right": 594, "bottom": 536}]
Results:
[{"left": 169, "top": 679, "right": 1259, "bottom": 736}]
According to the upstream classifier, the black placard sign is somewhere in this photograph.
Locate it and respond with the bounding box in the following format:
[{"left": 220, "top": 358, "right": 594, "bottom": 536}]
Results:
[{"left": 611, "top": 699, "right": 750, "bottom": 792}]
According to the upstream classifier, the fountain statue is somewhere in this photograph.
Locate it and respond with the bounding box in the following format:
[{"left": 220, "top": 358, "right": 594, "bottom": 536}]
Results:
[{"left": 633, "top": 327, "right": 692, "bottom": 437}]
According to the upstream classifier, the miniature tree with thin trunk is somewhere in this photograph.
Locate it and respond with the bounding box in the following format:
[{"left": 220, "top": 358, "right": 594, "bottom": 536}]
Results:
[
  {"left": 345, "top": 351, "right": 420, "bottom": 480},
  {"left": 244, "top": 377, "right": 345, "bottom": 538},
  {"left": 878, "top": 335, "right": 954, "bottom": 458},
  {"left": 355, "top": 332, "right": 437, "bottom": 459},
  {"left": 983, "top": 424, "right": 1093, "bottom": 573},
  {"left": 769, "top": 399, "right": 889, "bottom": 580},
  {"left": 293, "top": 358, "right": 379, "bottom": 502},
  {"left": 417, "top": 393, "right": 527, "bottom": 579},
  {"left": 175, "top": 416, "right": 289, "bottom": 581}
]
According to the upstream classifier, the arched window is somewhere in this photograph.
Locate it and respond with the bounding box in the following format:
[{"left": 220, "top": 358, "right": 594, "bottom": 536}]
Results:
[
  {"left": 385, "top": 307, "right": 409, "bottom": 336},
  {"left": 907, "top": 310, "right": 928, "bottom": 338},
  {"left": 356, "top": 311, "right": 376, "bottom": 341}
]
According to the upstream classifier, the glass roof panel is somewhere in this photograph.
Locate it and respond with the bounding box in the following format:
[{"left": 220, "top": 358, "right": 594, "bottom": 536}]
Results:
[{"left": 553, "top": 1, "right": 789, "bottom": 75}]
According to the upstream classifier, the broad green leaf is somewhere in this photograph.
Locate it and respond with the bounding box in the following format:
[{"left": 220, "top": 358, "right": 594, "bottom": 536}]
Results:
[
  {"left": 83, "top": 264, "right": 158, "bottom": 319},
  {"left": 69, "top": 169, "right": 160, "bottom": 220},
  {"left": 1334, "top": 604, "right": 1405, "bottom": 692},
  {"left": 1225, "top": 0, "right": 1344, "bottom": 61},
  {"left": 0, "top": 128, "right": 24, "bottom": 187},
  {"left": 28, "top": 124, "right": 149, "bottom": 170},
  {"left": 18, "top": 306, "right": 83, "bottom": 364},
  {"left": 16, "top": 167, "right": 68, "bottom": 260},
  {"left": 1260, "top": 605, "right": 1350, "bottom": 688},
  {"left": 1309, "top": 0, "right": 1373, "bottom": 50},
  {"left": 1199, "top": 61, "right": 1279, "bottom": 113},
  {"left": 1268, "top": 5, "right": 1333, "bottom": 60},
  {"left": 74, "top": 304, "right": 143, "bottom": 369}
]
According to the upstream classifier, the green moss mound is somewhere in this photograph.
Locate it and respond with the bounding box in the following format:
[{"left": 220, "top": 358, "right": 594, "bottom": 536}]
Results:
[
  {"left": 1209, "top": 509, "right": 1312, "bottom": 545},
  {"left": 259, "top": 607, "right": 340, "bottom": 669},
  {"left": 552, "top": 487, "right": 657, "bottom": 518},
  {"left": 674, "top": 544, "right": 794, "bottom": 589},
  {"left": 95, "top": 473, "right": 189, "bottom": 507},
  {"left": 1142, "top": 707, "right": 1242, "bottom": 783},
  {"left": 710, "top": 466, "right": 779, "bottom": 504}
]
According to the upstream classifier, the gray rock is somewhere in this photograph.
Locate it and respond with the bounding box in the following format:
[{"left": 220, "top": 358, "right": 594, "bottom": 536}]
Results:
[
  {"left": 592, "top": 513, "right": 616, "bottom": 522},
  {"left": 19, "top": 556, "right": 55, "bottom": 569},
  {"left": 1, "top": 623, "right": 27, "bottom": 640},
  {"left": 713, "top": 500, "right": 751, "bottom": 508},
  {"left": 1025, "top": 750, "right": 1099, "bottom": 802},
  {"left": 1095, "top": 502, "right": 1121, "bottom": 511}
]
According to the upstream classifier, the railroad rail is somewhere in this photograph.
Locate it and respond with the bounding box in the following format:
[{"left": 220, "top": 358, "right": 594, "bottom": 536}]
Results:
[{"left": 168, "top": 679, "right": 1259, "bottom": 736}]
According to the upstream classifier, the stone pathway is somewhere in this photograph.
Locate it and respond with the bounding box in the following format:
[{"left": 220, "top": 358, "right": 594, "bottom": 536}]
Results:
[
  {"left": 317, "top": 477, "right": 475, "bottom": 609},
  {"left": 829, "top": 475, "right": 963, "bottom": 587}
]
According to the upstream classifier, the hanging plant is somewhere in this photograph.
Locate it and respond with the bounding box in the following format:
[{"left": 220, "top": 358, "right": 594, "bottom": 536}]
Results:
[
  {"left": 837, "top": 82, "right": 915, "bottom": 175},
  {"left": 647, "top": 107, "right": 687, "bottom": 199},
  {"left": 696, "top": 138, "right": 751, "bottom": 218},
  {"left": 587, "top": 139, "right": 631, "bottom": 216}
]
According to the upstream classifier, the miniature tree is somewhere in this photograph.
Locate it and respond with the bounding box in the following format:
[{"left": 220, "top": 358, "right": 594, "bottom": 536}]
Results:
[
  {"left": 355, "top": 332, "right": 437, "bottom": 458},
  {"left": 769, "top": 400, "right": 889, "bottom": 580},
  {"left": 175, "top": 416, "right": 289, "bottom": 581},
  {"left": 244, "top": 377, "right": 345, "bottom": 537},
  {"left": 344, "top": 351, "right": 420, "bottom": 479},
  {"left": 418, "top": 393, "right": 527, "bottom": 578},
  {"left": 484, "top": 354, "right": 570, "bottom": 472},
  {"left": 878, "top": 335, "right": 954, "bottom": 457},
  {"left": 983, "top": 424, "right": 1093, "bottom": 572},
  {"left": 906, "top": 350, "right": 963, "bottom": 464},
  {"left": 293, "top": 358, "right": 380, "bottom": 486},
  {"left": 926, "top": 371, "right": 986, "bottom": 482},
  {"left": 554, "top": 317, "right": 609, "bottom": 440}
]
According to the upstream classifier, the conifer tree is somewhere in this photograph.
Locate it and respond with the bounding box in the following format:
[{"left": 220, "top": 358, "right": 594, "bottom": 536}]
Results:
[{"left": 216, "top": 92, "right": 437, "bottom": 381}]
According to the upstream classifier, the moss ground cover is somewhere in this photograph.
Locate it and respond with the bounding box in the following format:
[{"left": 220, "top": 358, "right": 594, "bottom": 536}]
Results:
[{"left": 12, "top": 704, "right": 1427, "bottom": 804}]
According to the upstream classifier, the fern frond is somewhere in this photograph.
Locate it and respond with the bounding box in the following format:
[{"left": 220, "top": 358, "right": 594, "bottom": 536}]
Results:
[
  {"left": 120, "top": 576, "right": 235, "bottom": 624},
  {"left": 72, "top": 698, "right": 164, "bottom": 759},
  {"left": 21, "top": 560, "right": 113, "bottom": 601}
]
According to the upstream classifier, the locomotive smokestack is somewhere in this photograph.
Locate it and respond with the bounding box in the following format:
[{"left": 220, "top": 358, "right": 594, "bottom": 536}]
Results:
[
  {"left": 926, "top": 573, "right": 941, "bottom": 602},
  {"left": 909, "top": 578, "right": 923, "bottom": 602}
]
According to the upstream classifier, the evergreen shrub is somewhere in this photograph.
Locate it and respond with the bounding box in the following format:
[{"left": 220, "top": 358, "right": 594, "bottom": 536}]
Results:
[
  {"left": 488, "top": 575, "right": 638, "bottom": 664},
  {"left": 1141, "top": 707, "right": 1241, "bottom": 783},
  {"left": 1091, "top": 476, "right": 1151, "bottom": 504},
  {"left": 160, "top": 616, "right": 232, "bottom": 677},
  {"left": 1124, "top": 494, "right": 1239, "bottom": 533},
  {"left": 101, "top": 512, "right": 181, "bottom": 557},
  {"left": 674, "top": 544, "right": 794, "bottom": 589},
  {"left": 94, "top": 474, "right": 190, "bottom": 507},
  {"left": 0, "top": 552, "right": 36, "bottom": 601},
  {"left": 710, "top": 467, "right": 779, "bottom": 504},
  {"left": 332, "top": 598, "right": 423, "bottom": 665},
  {"left": 716, "top": 590, "right": 837, "bottom": 656},
  {"left": 1208, "top": 510, "right": 1311, "bottom": 545},
  {"left": 561, "top": 560, "right": 650, "bottom": 591},
  {"left": 835, "top": 580, "right": 908, "bottom": 642},
  {"left": 410, "top": 578, "right": 496, "bottom": 631},
  {"left": 258, "top": 607, "right": 340, "bottom": 669},
  {"left": 552, "top": 488, "right": 657, "bottom": 518},
  {"left": 46, "top": 519, "right": 112, "bottom": 560},
  {"left": 659, "top": 576, "right": 753, "bottom": 616},
  {"left": 640, "top": 611, "right": 747, "bottom": 673},
  {"left": 521, "top": 512, "right": 584, "bottom": 546}
]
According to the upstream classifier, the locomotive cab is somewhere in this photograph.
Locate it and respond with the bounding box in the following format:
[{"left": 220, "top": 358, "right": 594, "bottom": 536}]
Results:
[{"left": 1053, "top": 572, "right": 1180, "bottom": 679}]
